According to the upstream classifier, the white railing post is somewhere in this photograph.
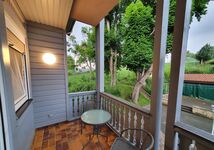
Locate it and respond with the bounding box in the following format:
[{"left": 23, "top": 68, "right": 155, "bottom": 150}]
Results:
[
  {"left": 95, "top": 19, "right": 105, "bottom": 108},
  {"left": 150, "top": 0, "right": 169, "bottom": 149},
  {"left": 212, "top": 105, "right": 214, "bottom": 135},
  {"left": 165, "top": 0, "right": 192, "bottom": 149}
]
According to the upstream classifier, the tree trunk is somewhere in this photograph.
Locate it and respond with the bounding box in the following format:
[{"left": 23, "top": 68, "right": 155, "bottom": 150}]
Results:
[
  {"left": 106, "top": 19, "right": 117, "bottom": 86},
  {"left": 110, "top": 49, "right": 114, "bottom": 86},
  {"left": 89, "top": 61, "right": 92, "bottom": 73},
  {"left": 132, "top": 65, "right": 153, "bottom": 103},
  {"left": 132, "top": 82, "right": 142, "bottom": 104},
  {"left": 112, "top": 50, "right": 117, "bottom": 86},
  {"left": 86, "top": 60, "right": 92, "bottom": 79},
  {"left": 137, "top": 70, "right": 145, "bottom": 81}
]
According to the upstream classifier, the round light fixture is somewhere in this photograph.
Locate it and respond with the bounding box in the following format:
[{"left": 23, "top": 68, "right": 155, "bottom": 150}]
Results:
[{"left": 42, "top": 53, "right": 56, "bottom": 65}]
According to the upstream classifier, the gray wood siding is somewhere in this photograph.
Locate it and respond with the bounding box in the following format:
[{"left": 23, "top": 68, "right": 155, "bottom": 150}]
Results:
[{"left": 27, "top": 22, "right": 67, "bottom": 128}]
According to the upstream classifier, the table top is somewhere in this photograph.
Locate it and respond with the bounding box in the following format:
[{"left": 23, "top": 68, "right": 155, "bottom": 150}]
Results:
[{"left": 81, "top": 109, "right": 111, "bottom": 125}]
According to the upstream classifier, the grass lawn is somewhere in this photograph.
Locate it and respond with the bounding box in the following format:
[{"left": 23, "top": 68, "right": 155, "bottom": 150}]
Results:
[
  {"left": 68, "top": 68, "right": 150, "bottom": 107},
  {"left": 164, "top": 57, "right": 214, "bottom": 75},
  {"left": 68, "top": 60, "right": 213, "bottom": 107}
]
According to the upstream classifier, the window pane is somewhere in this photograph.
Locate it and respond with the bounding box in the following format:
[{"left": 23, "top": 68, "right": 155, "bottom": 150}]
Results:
[
  {"left": 180, "top": 1, "right": 214, "bottom": 134},
  {"left": 9, "top": 47, "right": 26, "bottom": 103}
]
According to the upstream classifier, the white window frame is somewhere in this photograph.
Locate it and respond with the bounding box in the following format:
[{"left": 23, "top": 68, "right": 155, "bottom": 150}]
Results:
[
  {"left": 165, "top": 0, "right": 214, "bottom": 149},
  {"left": 9, "top": 46, "right": 28, "bottom": 111}
]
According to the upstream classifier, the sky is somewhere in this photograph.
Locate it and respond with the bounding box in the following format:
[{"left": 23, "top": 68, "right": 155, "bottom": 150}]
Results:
[
  {"left": 187, "top": 1, "right": 214, "bottom": 53},
  {"left": 71, "top": 1, "right": 214, "bottom": 54},
  {"left": 71, "top": 22, "right": 91, "bottom": 44}
]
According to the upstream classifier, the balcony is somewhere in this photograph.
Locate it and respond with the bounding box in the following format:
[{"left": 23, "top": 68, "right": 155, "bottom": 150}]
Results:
[
  {"left": 30, "top": 91, "right": 152, "bottom": 150},
  {"left": 30, "top": 91, "right": 213, "bottom": 150},
  {"left": 0, "top": 0, "right": 213, "bottom": 150}
]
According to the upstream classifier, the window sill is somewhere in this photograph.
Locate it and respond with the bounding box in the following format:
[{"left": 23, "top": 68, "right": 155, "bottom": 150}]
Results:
[{"left": 16, "top": 98, "right": 33, "bottom": 119}]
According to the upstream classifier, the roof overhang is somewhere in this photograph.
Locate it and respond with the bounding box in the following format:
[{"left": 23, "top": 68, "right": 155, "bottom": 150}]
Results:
[
  {"left": 13, "top": 0, "right": 73, "bottom": 29},
  {"left": 66, "top": 0, "right": 118, "bottom": 32},
  {"left": 6, "top": 0, "right": 118, "bottom": 32}
]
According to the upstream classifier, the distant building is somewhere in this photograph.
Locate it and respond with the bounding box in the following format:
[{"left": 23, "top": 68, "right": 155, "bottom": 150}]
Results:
[
  {"left": 75, "top": 62, "right": 96, "bottom": 72},
  {"left": 183, "top": 74, "right": 214, "bottom": 101},
  {"left": 165, "top": 53, "right": 171, "bottom": 63}
]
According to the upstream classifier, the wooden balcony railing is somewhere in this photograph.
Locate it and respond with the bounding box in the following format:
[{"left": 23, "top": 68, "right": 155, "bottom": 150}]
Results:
[
  {"left": 68, "top": 91, "right": 96, "bottom": 120},
  {"left": 99, "top": 92, "right": 151, "bottom": 148},
  {"left": 175, "top": 122, "right": 214, "bottom": 150},
  {"left": 68, "top": 91, "right": 213, "bottom": 149},
  {"left": 68, "top": 91, "right": 152, "bottom": 147}
]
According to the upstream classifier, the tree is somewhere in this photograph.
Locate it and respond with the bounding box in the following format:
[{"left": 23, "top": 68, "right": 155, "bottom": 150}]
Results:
[
  {"left": 120, "top": 0, "right": 209, "bottom": 103},
  {"left": 104, "top": 0, "right": 209, "bottom": 88},
  {"left": 68, "top": 27, "right": 96, "bottom": 73},
  {"left": 67, "top": 56, "right": 75, "bottom": 70},
  {"left": 196, "top": 44, "right": 214, "bottom": 64},
  {"left": 105, "top": 0, "right": 133, "bottom": 86},
  {"left": 186, "top": 51, "right": 196, "bottom": 58},
  {"left": 122, "top": 0, "right": 154, "bottom": 103}
]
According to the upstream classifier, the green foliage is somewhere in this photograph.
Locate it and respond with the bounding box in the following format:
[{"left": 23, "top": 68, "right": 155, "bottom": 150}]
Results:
[
  {"left": 164, "top": 63, "right": 171, "bottom": 82},
  {"left": 75, "top": 27, "right": 96, "bottom": 65},
  {"left": 67, "top": 27, "right": 96, "bottom": 69},
  {"left": 105, "top": 83, "right": 132, "bottom": 100},
  {"left": 186, "top": 57, "right": 199, "bottom": 64},
  {"left": 191, "top": 0, "right": 209, "bottom": 21},
  {"left": 138, "top": 94, "right": 150, "bottom": 106},
  {"left": 122, "top": 0, "right": 154, "bottom": 73},
  {"left": 166, "top": 33, "right": 173, "bottom": 53},
  {"left": 207, "top": 59, "right": 214, "bottom": 64},
  {"left": 143, "top": 77, "right": 152, "bottom": 94},
  {"left": 105, "top": 82, "right": 150, "bottom": 107},
  {"left": 68, "top": 62, "right": 214, "bottom": 105},
  {"left": 196, "top": 44, "right": 214, "bottom": 63},
  {"left": 68, "top": 68, "right": 150, "bottom": 106},
  {"left": 104, "top": 27, "right": 122, "bottom": 73},
  {"left": 185, "top": 63, "right": 214, "bottom": 74},
  {"left": 186, "top": 51, "right": 196, "bottom": 58},
  {"left": 164, "top": 62, "right": 214, "bottom": 77},
  {"left": 104, "top": 0, "right": 133, "bottom": 73},
  {"left": 116, "top": 68, "right": 136, "bottom": 85},
  {"left": 67, "top": 56, "right": 75, "bottom": 71},
  {"left": 68, "top": 72, "right": 96, "bottom": 92},
  {"left": 166, "top": 0, "right": 209, "bottom": 53}
]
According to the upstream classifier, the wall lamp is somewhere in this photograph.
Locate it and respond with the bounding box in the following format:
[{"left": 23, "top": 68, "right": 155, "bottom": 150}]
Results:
[{"left": 42, "top": 53, "right": 56, "bottom": 65}]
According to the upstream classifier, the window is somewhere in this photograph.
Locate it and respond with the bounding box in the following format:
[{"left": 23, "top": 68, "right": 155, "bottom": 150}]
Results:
[
  {"left": 179, "top": 1, "right": 214, "bottom": 134},
  {"left": 9, "top": 47, "right": 28, "bottom": 111}
]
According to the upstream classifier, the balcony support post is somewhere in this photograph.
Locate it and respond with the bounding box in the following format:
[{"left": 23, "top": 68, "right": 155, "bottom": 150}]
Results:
[
  {"left": 150, "top": 0, "right": 169, "bottom": 149},
  {"left": 95, "top": 19, "right": 105, "bottom": 108},
  {"left": 165, "top": 0, "right": 192, "bottom": 149}
]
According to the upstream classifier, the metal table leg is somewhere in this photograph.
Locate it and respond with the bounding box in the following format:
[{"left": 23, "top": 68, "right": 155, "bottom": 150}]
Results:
[{"left": 82, "top": 125, "right": 108, "bottom": 150}]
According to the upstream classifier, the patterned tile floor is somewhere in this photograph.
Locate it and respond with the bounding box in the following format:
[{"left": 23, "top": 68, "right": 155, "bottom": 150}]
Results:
[{"left": 31, "top": 119, "right": 117, "bottom": 150}]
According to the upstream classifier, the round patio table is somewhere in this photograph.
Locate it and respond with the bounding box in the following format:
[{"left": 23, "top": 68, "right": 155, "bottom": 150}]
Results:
[{"left": 81, "top": 109, "right": 111, "bottom": 150}]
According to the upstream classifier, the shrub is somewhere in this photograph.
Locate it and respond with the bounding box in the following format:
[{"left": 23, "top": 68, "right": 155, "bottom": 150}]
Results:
[
  {"left": 207, "top": 59, "right": 214, "bottom": 65},
  {"left": 143, "top": 77, "right": 152, "bottom": 94},
  {"left": 138, "top": 94, "right": 150, "bottom": 106}
]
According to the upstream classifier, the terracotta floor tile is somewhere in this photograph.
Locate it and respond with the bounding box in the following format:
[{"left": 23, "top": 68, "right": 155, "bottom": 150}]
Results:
[{"left": 31, "top": 119, "right": 117, "bottom": 150}]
